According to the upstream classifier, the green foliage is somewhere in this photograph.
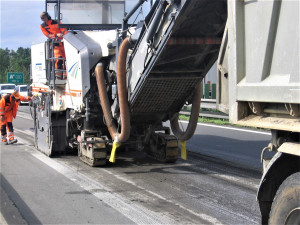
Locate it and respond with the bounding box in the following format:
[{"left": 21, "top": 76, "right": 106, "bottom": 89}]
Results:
[
  {"left": 0, "top": 47, "right": 31, "bottom": 84},
  {"left": 179, "top": 114, "right": 230, "bottom": 126}
]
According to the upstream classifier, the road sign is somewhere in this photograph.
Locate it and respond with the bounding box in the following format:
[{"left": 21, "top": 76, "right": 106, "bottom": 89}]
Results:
[{"left": 7, "top": 72, "right": 24, "bottom": 84}]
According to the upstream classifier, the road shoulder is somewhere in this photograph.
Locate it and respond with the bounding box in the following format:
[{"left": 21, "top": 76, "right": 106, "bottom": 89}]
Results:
[{"left": 0, "top": 184, "right": 27, "bottom": 225}]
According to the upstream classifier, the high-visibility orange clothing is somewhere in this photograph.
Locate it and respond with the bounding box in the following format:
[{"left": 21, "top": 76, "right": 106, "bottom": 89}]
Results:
[
  {"left": 0, "top": 94, "right": 31, "bottom": 142},
  {"left": 40, "top": 19, "right": 68, "bottom": 79},
  {"left": 40, "top": 19, "right": 68, "bottom": 39},
  {"left": 0, "top": 93, "right": 30, "bottom": 122},
  {"left": 54, "top": 45, "right": 67, "bottom": 79}
]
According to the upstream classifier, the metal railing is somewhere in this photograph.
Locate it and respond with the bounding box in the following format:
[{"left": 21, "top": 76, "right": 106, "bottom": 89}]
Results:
[{"left": 180, "top": 99, "right": 229, "bottom": 120}]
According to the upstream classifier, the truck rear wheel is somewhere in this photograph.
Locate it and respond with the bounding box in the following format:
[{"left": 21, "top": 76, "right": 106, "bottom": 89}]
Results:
[{"left": 269, "top": 172, "right": 300, "bottom": 225}]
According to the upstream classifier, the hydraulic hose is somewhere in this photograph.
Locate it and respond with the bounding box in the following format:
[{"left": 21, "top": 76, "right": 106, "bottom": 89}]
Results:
[
  {"left": 95, "top": 37, "right": 130, "bottom": 143},
  {"left": 116, "top": 37, "right": 131, "bottom": 142},
  {"left": 170, "top": 82, "right": 202, "bottom": 141},
  {"left": 95, "top": 63, "right": 116, "bottom": 137}
]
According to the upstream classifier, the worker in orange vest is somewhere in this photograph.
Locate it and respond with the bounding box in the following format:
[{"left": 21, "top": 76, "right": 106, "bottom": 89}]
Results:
[
  {"left": 0, "top": 90, "right": 31, "bottom": 144},
  {"left": 40, "top": 11, "right": 68, "bottom": 80}
]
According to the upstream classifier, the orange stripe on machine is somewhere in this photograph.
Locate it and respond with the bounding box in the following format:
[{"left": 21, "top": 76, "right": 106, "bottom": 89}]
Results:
[
  {"left": 32, "top": 87, "right": 49, "bottom": 93},
  {"left": 63, "top": 90, "right": 82, "bottom": 97}
]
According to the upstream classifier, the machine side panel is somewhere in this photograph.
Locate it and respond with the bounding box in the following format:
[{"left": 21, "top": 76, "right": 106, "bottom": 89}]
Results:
[
  {"left": 31, "top": 43, "right": 47, "bottom": 85},
  {"left": 236, "top": 0, "right": 299, "bottom": 103},
  {"left": 63, "top": 31, "right": 103, "bottom": 99}
]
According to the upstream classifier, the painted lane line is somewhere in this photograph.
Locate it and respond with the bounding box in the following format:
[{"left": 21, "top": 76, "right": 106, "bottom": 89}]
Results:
[
  {"left": 16, "top": 134, "right": 223, "bottom": 224},
  {"left": 0, "top": 212, "right": 8, "bottom": 225},
  {"left": 16, "top": 134, "right": 258, "bottom": 222},
  {"left": 15, "top": 128, "right": 34, "bottom": 137},
  {"left": 10, "top": 135, "right": 32, "bottom": 146},
  {"left": 102, "top": 169, "right": 224, "bottom": 225},
  {"left": 30, "top": 151, "right": 178, "bottom": 225},
  {"left": 16, "top": 111, "right": 33, "bottom": 120},
  {"left": 179, "top": 120, "right": 271, "bottom": 135},
  {"left": 165, "top": 163, "right": 258, "bottom": 190}
]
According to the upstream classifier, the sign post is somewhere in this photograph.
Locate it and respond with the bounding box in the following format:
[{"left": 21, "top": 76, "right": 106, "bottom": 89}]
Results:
[{"left": 7, "top": 72, "right": 24, "bottom": 84}]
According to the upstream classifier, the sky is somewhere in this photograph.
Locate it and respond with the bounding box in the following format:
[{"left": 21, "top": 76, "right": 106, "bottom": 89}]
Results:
[
  {"left": 1, "top": 0, "right": 46, "bottom": 50},
  {"left": 0, "top": 0, "right": 152, "bottom": 51}
]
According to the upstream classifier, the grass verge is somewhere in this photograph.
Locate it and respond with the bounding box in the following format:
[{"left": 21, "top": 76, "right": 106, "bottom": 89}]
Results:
[{"left": 179, "top": 114, "right": 230, "bottom": 126}]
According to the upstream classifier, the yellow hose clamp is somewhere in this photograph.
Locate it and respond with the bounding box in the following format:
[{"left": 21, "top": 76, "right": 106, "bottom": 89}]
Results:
[
  {"left": 180, "top": 140, "right": 187, "bottom": 160},
  {"left": 109, "top": 140, "right": 120, "bottom": 163}
]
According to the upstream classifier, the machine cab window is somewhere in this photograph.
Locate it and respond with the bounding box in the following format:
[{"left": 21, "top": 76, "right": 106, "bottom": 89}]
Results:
[{"left": 46, "top": 0, "right": 151, "bottom": 30}]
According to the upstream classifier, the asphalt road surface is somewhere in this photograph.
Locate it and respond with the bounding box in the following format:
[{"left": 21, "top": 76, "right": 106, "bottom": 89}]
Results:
[{"left": 1, "top": 106, "right": 271, "bottom": 224}]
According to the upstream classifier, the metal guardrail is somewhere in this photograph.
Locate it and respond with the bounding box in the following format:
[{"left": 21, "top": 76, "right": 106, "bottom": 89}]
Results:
[{"left": 180, "top": 99, "right": 229, "bottom": 120}]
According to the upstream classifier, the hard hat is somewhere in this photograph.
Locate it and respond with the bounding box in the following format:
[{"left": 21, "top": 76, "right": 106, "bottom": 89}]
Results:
[{"left": 11, "top": 90, "right": 21, "bottom": 100}]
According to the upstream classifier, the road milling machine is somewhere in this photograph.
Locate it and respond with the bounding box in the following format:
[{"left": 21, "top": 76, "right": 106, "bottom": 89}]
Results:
[{"left": 30, "top": 0, "right": 227, "bottom": 165}]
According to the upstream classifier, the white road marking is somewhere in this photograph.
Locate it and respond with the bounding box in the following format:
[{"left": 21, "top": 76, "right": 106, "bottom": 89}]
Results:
[
  {"left": 14, "top": 112, "right": 262, "bottom": 224},
  {"left": 13, "top": 129, "right": 34, "bottom": 146},
  {"left": 180, "top": 120, "right": 271, "bottom": 135},
  {"left": 102, "top": 169, "right": 224, "bottom": 224},
  {"left": 0, "top": 212, "right": 8, "bottom": 225},
  {"left": 16, "top": 111, "right": 32, "bottom": 120},
  {"left": 11, "top": 135, "right": 258, "bottom": 223},
  {"left": 13, "top": 137, "right": 225, "bottom": 224},
  {"left": 14, "top": 133, "right": 225, "bottom": 224},
  {"left": 15, "top": 128, "right": 34, "bottom": 136},
  {"left": 30, "top": 151, "right": 180, "bottom": 225},
  {"left": 158, "top": 163, "right": 258, "bottom": 189}
]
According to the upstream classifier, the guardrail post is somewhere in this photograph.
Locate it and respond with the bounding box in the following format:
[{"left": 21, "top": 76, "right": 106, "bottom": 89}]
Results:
[
  {"left": 205, "top": 83, "right": 210, "bottom": 99},
  {"left": 212, "top": 84, "right": 216, "bottom": 99}
]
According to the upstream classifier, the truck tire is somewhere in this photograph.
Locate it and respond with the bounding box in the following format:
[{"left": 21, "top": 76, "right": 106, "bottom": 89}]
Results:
[{"left": 269, "top": 172, "right": 300, "bottom": 225}]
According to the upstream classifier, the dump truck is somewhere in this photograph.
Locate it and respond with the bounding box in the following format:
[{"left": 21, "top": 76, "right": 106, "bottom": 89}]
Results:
[
  {"left": 30, "top": 0, "right": 299, "bottom": 224},
  {"left": 217, "top": 0, "right": 299, "bottom": 224}
]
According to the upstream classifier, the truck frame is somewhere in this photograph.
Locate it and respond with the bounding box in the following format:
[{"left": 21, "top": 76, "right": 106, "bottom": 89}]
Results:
[{"left": 217, "top": 1, "right": 300, "bottom": 224}]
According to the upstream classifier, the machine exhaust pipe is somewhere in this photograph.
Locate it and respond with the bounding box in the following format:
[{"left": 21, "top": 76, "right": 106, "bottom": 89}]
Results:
[
  {"left": 95, "top": 37, "right": 131, "bottom": 143},
  {"left": 170, "top": 82, "right": 202, "bottom": 141}
]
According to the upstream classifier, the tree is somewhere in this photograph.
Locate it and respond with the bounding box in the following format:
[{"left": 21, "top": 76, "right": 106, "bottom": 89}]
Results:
[
  {"left": 0, "top": 47, "right": 31, "bottom": 84},
  {"left": 0, "top": 48, "right": 10, "bottom": 83}
]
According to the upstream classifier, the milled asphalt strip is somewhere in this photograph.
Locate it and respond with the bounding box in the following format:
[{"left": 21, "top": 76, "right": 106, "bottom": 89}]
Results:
[
  {"left": 15, "top": 128, "right": 259, "bottom": 185},
  {"left": 102, "top": 169, "right": 224, "bottom": 224},
  {"left": 15, "top": 120, "right": 258, "bottom": 189},
  {"left": 14, "top": 137, "right": 224, "bottom": 224},
  {"left": 169, "top": 162, "right": 258, "bottom": 189},
  {"left": 102, "top": 165, "right": 257, "bottom": 223},
  {"left": 14, "top": 112, "right": 257, "bottom": 224},
  {"left": 14, "top": 126, "right": 253, "bottom": 223},
  {"left": 13, "top": 139, "right": 175, "bottom": 225}
]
